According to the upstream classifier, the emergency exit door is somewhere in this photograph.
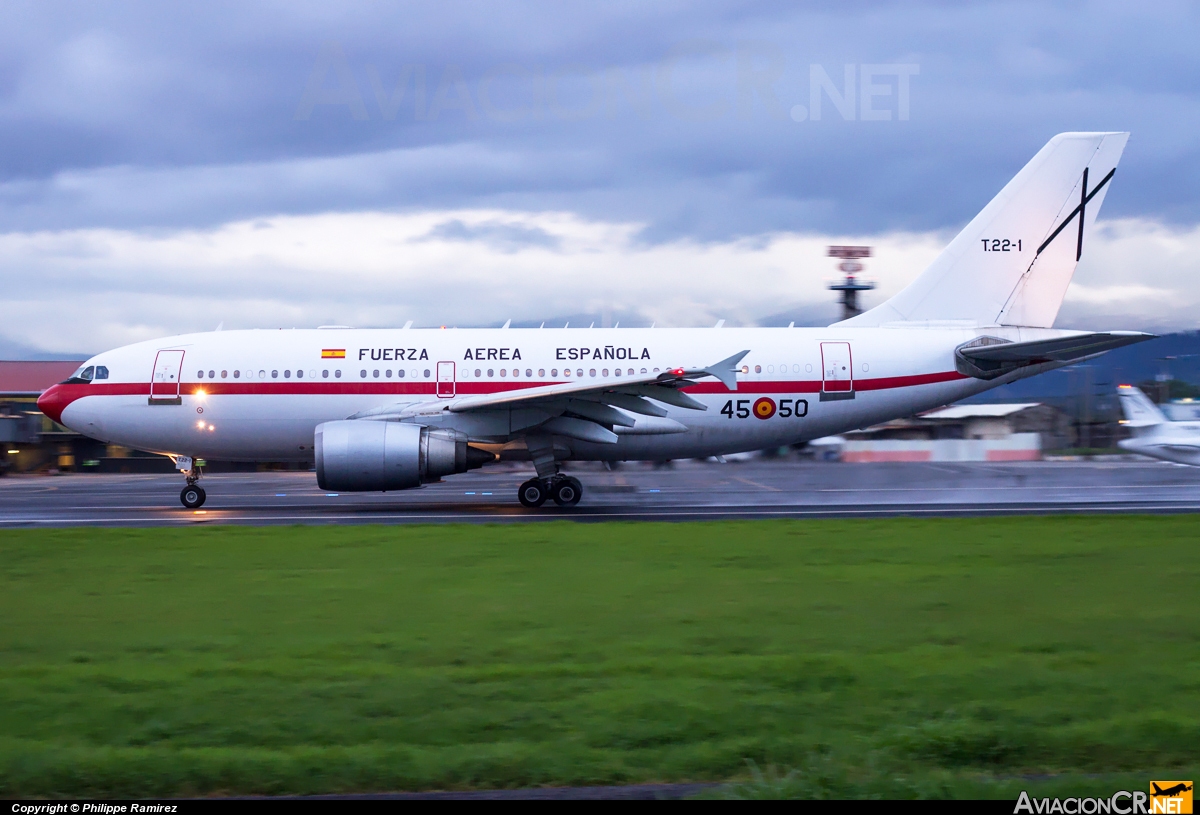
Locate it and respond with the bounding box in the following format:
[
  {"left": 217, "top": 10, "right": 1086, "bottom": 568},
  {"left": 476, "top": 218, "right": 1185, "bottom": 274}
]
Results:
[
  {"left": 150, "top": 349, "right": 185, "bottom": 404},
  {"left": 820, "top": 342, "right": 854, "bottom": 398},
  {"left": 437, "top": 361, "right": 456, "bottom": 397}
]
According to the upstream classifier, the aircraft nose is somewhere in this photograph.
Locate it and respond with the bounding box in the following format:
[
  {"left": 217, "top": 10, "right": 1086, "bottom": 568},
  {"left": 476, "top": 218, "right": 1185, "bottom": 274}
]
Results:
[{"left": 37, "top": 384, "right": 71, "bottom": 425}]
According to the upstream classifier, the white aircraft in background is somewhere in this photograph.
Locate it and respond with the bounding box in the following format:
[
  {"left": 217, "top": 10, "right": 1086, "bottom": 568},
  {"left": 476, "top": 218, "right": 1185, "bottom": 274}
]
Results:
[
  {"left": 1117, "top": 386, "right": 1200, "bottom": 465},
  {"left": 40, "top": 132, "right": 1153, "bottom": 509}
]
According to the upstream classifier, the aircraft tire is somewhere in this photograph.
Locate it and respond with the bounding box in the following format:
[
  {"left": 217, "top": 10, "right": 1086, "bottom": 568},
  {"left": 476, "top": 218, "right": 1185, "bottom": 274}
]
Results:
[
  {"left": 552, "top": 477, "right": 582, "bottom": 507},
  {"left": 517, "top": 478, "right": 549, "bottom": 508},
  {"left": 181, "top": 485, "right": 206, "bottom": 509}
]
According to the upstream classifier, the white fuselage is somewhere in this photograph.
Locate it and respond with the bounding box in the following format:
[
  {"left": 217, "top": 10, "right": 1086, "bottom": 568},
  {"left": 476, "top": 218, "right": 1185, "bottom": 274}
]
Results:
[
  {"left": 1119, "top": 423, "right": 1200, "bottom": 466},
  {"left": 46, "top": 324, "right": 1083, "bottom": 464}
]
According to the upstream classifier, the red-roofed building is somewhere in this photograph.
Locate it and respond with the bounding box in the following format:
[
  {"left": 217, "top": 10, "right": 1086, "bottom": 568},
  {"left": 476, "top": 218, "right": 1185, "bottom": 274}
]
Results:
[
  {"left": 0, "top": 360, "right": 85, "bottom": 398},
  {"left": 0, "top": 360, "right": 86, "bottom": 473}
]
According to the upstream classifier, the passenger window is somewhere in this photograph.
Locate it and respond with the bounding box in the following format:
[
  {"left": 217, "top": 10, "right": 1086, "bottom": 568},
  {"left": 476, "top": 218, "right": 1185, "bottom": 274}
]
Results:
[
  {"left": 209, "top": 370, "right": 215, "bottom": 379},
  {"left": 537, "top": 369, "right": 544, "bottom": 377},
  {"left": 360, "top": 370, "right": 367, "bottom": 378},
  {"left": 220, "top": 370, "right": 227, "bottom": 378},
  {"left": 234, "top": 370, "right": 241, "bottom": 379},
  {"left": 398, "top": 369, "right": 405, "bottom": 378},
  {"left": 487, "top": 369, "right": 494, "bottom": 377},
  {"left": 296, "top": 369, "right": 303, "bottom": 379},
  {"left": 385, "top": 369, "right": 392, "bottom": 378},
  {"left": 272, "top": 370, "right": 279, "bottom": 378},
  {"left": 475, "top": 369, "right": 481, "bottom": 377},
  {"left": 197, "top": 370, "right": 204, "bottom": 379},
  {"left": 335, "top": 370, "right": 342, "bottom": 378},
  {"left": 322, "top": 370, "right": 329, "bottom": 378},
  {"left": 424, "top": 369, "right": 430, "bottom": 378},
  {"left": 284, "top": 370, "right": 291, "bottom": 378},
  {"left": 551, "top": 369, "right": 558, "bottom": 377}
]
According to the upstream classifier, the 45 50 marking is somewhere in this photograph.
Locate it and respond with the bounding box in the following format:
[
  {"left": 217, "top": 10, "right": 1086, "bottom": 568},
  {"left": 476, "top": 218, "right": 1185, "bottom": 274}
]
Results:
[{"left": 720, "top": 397, "right": 808, "bottom": 420}]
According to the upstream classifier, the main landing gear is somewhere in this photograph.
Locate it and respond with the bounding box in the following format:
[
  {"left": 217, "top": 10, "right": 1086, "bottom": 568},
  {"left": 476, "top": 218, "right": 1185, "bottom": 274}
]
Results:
[
  {"left": 180, "top": 464, "right": 206, "bottom": 509},
  {"left": 517, "top": 475, "right": 582, "bottom": 508}
]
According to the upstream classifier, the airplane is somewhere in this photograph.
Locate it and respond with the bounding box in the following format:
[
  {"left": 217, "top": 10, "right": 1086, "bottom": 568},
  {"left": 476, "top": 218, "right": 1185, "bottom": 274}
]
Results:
[
  {"left": 1151, "top": 783, "right": 1193, "bottom": 798},
  {"left": 39, "top": 131, "right": 1154, "bottom": 510},
  {"left": 1117, "top": 386, "right": 1200, "bottom": 465}
]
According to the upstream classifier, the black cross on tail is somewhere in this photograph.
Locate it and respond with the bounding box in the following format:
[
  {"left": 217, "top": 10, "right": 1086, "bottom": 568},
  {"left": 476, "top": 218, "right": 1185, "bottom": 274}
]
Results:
[{"left": 1036, "top": 166, "right": 1116, "bottom": 261}]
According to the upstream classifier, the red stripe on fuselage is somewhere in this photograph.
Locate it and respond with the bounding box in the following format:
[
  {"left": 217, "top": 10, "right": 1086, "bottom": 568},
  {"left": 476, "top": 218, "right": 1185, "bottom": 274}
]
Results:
[{"left": 38, "top": 370, "right": 968, "bottom": 420}]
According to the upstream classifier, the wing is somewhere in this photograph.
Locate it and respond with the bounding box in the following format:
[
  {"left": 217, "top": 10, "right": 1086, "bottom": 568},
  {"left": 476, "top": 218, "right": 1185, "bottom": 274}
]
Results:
[
  {"left": 956, "top": 331, "right": 1154, "bottom": 379},
  {"left": 350, "top": 350, "right": 749, "bottom": 444}
]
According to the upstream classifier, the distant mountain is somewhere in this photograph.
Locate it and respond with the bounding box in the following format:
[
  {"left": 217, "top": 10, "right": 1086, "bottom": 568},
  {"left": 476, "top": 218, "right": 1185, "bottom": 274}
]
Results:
[{"left": 0, "top": 334, "right": 90, "bottom": 361}]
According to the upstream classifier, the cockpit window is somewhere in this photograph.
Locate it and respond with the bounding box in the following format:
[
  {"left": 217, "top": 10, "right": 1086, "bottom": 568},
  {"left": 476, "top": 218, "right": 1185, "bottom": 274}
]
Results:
[{"left": 62, "top": 364, "right": 104, "bottom": 385}]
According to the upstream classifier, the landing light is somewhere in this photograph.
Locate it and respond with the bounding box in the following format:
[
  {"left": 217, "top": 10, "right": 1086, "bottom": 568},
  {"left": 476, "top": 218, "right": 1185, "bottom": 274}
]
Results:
[
  {"left": 207, "top": 425, "right": 214, "bottom": 431},
  {"left": 6, "top": 449, "right": 18, "bottom": 454},
  {"left": 196, "top": 420, "right": 206, "bottom": 429}
]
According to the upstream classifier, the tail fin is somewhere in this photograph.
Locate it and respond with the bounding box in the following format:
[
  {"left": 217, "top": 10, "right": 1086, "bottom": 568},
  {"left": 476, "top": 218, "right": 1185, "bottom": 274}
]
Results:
[
  {"left": 1118, "top": 385, "right": 1166, "bottom": 426},
  {"left": 840, "top": 132, "right": 1129, "bottom": 328}
]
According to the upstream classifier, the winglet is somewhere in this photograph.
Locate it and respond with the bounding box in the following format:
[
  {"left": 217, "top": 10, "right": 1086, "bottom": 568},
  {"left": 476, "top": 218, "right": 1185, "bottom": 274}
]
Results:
[{"left": 703, "top": 350, "right": 749, "bottom": 391}]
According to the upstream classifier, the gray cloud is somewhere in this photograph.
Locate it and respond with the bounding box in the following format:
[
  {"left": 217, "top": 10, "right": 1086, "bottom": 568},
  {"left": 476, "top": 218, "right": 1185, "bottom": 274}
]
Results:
[
  {"left": 0, "top": 1, "right": 1197, "bottom": 239},
  {"left": 1, "top": 1, "right": 1200, "bottom": 355}
]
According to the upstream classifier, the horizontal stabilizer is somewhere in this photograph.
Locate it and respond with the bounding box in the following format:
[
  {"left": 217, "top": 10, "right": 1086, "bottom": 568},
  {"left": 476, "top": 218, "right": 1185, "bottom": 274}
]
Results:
[{"left": 956, "top": 331, "right": 1154, "bottom": 379}]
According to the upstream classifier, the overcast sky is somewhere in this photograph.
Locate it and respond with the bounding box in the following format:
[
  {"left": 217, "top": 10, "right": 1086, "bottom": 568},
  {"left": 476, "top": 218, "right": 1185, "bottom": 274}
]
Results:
[{"left": 2, "top": 0, "right": 1199, "bottom": 355}]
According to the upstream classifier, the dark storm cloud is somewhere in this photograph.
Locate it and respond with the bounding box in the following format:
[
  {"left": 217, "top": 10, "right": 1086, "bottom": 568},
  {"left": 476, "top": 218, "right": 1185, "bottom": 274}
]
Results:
[{"left": 0, "top": 0, "right": 1198, "bottom": 238}]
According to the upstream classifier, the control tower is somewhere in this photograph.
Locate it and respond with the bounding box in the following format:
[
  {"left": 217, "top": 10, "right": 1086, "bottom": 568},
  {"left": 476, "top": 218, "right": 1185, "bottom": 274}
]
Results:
[{"left": 827, "top": 245, "right": 875, "bottom": 321}]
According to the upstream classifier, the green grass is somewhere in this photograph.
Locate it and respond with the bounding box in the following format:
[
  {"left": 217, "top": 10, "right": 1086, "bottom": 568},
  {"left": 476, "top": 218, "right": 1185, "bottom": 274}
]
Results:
[{"left": 0, "top": 517, "right": 1197, "bottom": 798}]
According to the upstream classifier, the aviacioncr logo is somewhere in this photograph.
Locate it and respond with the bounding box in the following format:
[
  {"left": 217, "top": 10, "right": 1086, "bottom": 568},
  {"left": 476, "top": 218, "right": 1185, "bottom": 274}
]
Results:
[{"left": 753, "top": 397, "right": 776, "bottom": 420}]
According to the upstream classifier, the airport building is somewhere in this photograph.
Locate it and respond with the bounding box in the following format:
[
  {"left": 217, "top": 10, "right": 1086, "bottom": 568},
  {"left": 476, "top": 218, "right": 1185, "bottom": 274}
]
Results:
[{"left": 838, "top": 402, "right": 1072, "bottom": 462}]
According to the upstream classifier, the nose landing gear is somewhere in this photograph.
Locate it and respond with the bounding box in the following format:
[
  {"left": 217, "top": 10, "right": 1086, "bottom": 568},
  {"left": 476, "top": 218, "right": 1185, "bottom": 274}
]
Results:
[
  {"left": 179, "top": 462, "right": 206, "bottom": 509},
  {"left": 516, "top": 475, "right": 582, "bottom": 508}
]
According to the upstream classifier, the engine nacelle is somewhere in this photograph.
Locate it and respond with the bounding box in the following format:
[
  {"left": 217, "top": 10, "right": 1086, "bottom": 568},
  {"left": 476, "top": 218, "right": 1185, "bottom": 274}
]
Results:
[{"left": 314, "top": 420, "right": 493, "bottom": 491}]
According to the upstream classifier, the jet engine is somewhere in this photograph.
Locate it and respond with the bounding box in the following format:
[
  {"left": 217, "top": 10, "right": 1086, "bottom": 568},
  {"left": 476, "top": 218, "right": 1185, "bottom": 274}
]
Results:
[{"left": 315, "top": 420, "right": 493, "bottom": 491}]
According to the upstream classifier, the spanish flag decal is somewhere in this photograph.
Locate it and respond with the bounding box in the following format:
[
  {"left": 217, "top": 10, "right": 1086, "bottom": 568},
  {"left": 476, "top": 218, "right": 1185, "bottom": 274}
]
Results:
[{"left": 321, "top": 349, "right": 346, "bottom": 359}]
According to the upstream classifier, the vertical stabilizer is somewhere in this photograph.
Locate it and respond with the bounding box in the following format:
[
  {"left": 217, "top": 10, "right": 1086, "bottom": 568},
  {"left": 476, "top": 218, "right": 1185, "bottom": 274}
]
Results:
[
  {"left": 1117, "top": 385, "right": 1166, "bottom": 426},
  {"left": 839, "top": 132, "right": 1129, "bottom": 328}
]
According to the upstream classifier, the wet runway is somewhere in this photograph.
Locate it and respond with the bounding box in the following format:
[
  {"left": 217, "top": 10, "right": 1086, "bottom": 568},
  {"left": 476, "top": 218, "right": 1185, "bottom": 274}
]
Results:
[{"left": 1, "top": 458, "right": 1198, "bottom": 527}]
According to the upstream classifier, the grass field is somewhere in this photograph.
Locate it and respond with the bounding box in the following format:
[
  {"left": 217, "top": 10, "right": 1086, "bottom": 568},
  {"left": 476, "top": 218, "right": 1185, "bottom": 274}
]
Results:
[{"left": 0, "top": 517, "right": 1197, "bottom": 798}]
